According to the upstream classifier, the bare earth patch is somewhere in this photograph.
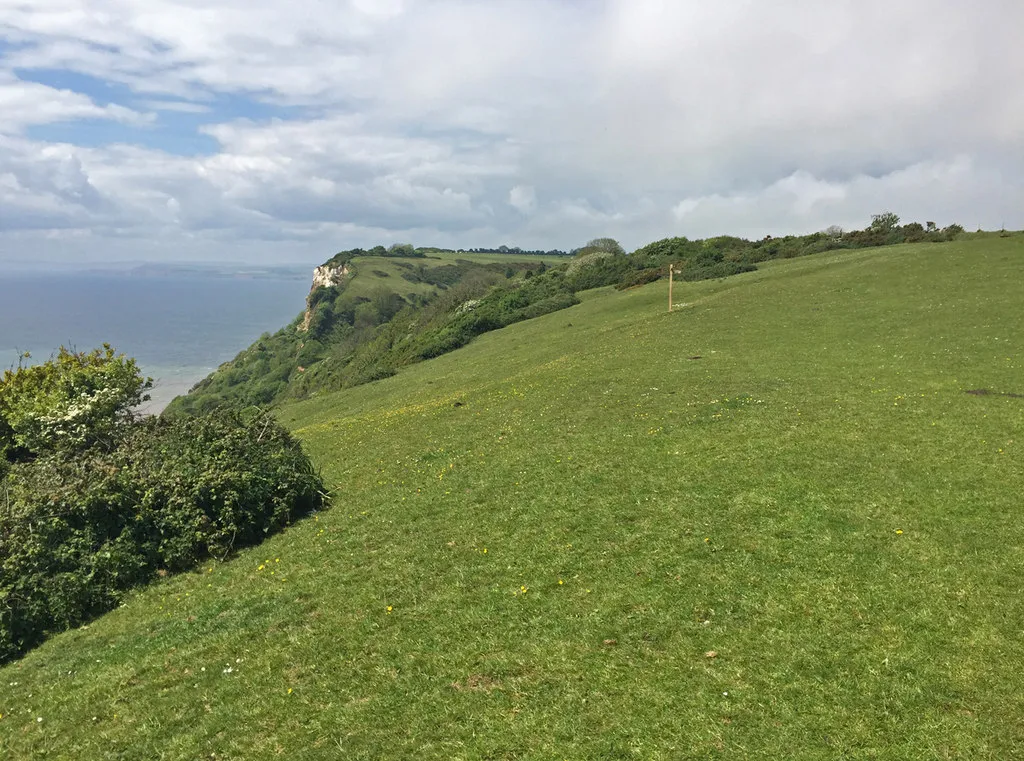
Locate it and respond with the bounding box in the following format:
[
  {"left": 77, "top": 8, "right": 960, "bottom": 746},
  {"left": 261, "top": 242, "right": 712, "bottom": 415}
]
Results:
[{"left": 964, "top": 389, "right": 1024, "bottom": 399}]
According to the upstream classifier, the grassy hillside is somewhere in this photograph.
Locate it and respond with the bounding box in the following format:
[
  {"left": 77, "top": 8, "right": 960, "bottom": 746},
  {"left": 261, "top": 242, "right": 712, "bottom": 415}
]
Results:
[
  {"left": 2, "top": 236, "right": 1022, "bottom": 759},
  {"left": 166, "top": 224, "right": 946, "bottom": 416}
]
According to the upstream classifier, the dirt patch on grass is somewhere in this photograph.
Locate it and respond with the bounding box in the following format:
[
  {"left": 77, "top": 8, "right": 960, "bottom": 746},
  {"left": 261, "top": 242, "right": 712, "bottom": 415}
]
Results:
[
  {"left": 452, "top": 674, "right": 502, "bottom": 693},
  {"left": 964, "top": 389, "right": 1024, "bottom": 399}
]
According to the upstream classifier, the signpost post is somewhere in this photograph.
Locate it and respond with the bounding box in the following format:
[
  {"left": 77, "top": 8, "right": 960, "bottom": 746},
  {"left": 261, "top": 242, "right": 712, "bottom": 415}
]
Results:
[{"left": 668, "top": 263, "right": 677, "bottom": 312}]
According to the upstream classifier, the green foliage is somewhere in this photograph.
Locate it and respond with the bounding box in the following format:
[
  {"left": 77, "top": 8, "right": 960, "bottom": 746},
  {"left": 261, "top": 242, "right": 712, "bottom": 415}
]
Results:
[
  {"left": 0, "top": 345, "right": 152, "bottom": 463},
  {"left": 0, "top": 408, "right": 325, "bottom": 663},
  {"left": 870, "top": 211, "right": 901, "bottom": 233},
  {"left": 387, "top": 243, "right": 416, "bottom": 257},
  {"left": 307, "top": 286, "right": 337, "bottom": 311},
  {"left": 325, "top": 244, "right": 426, "bottom": 270},
  {"left": 307, "top": 301, "right": 335, "bottom": 339},
  {"left": 576, "top": 237, "right": 626, "bottom": 257},
  {"left": 167, "top": 252, "right": 563, "bottom": 414},
  {"left": 564, "top": 251, "right": 633, "bottom": 291},
  {"left": 943, "top": 223, "right": 965, "bottom": 240},
  {"left": 681, "top": 259, "right": 757, "bottom": 281},
  {"left": 615, "top": 267, "right": 664, "bottom": 290},
  {"left": 630, "top": 213, "right": 964, "bottom": 275}
]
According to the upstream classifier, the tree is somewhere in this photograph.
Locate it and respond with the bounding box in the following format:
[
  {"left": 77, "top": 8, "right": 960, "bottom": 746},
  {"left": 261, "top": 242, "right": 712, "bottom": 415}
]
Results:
[
  {"left": 869, "top": 212, "right": 901, "bottom": 233},
  {"left": 902, "top": 221, "right": 926, "bottom": 243},
  {"left": 387, "top": 243, "right": 416, "bottom": 257},
  {"left": 578, "top": 238, "right": 626, "bottom": 257},
  {"left": 0, "top": 345, "right": 151, "bottom": 463}
]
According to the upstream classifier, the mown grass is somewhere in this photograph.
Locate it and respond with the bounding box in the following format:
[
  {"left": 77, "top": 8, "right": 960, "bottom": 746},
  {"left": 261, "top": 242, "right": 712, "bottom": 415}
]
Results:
[{"left": 2, "top": 237, "right": 1022, "bottom": 759}]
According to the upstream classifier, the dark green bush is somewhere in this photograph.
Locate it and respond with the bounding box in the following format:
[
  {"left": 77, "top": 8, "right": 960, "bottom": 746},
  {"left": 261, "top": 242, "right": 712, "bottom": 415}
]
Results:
[
  {"left": 682, "top": 261, "right": 757, "bottom": 281},
  {"left": 0, "top": 408, "right": 326, "bottom": 663},
  {"left": 616, "top": 268, "right": 664, "bottom": 290}
]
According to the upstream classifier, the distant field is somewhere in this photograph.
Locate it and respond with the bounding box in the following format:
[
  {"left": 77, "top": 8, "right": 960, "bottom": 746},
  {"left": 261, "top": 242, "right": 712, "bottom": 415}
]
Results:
[
  {"left": 2, "top": 237, "right": 1022, "bottom": 759},
  {"left": 341, "top": 256, "right": 441, "bottom": 300},
  {"left": 425, "top": 251, "right": 571, "bottom": 265},
  {"left": 338, "top": 252, "right": 563, "bottom": 301}
]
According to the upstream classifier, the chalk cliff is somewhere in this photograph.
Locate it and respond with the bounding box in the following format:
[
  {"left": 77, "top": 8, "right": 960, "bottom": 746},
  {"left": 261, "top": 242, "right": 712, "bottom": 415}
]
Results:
[{"left": 301, "top": 263, "right": 350, "bottom": 331}]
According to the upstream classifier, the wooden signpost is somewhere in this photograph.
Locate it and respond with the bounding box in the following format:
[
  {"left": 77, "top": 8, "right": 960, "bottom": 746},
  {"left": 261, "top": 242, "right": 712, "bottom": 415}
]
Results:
[{"left": 668, "top": 262, "right": 678, "bottom": 312}]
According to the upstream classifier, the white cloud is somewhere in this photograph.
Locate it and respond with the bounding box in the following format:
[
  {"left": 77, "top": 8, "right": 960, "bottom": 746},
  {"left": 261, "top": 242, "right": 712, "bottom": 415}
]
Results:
[
  {"left": 0, "top": 73, "right": 153, "bottom": 133},
  {"left": 668, "top": 158, "right": 1022, "bottom": 238},
  {"left": 0, "top": 0, "right": 1022, "bottom": 263},
  {"left": 142, "top": 100, "right": 211, "bottom": 114},
  {"left": 508, "top": 185, "right": 536, "bottom": 214}
]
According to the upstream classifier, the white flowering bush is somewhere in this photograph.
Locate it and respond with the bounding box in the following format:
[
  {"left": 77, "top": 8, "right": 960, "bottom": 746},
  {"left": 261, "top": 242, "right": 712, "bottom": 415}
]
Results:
[{"left": 0, "top": 344, "right": 151, "bottom": 462}]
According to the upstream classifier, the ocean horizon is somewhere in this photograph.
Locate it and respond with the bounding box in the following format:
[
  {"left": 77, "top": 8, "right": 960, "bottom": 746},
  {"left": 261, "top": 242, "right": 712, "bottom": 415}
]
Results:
[{"left": 0, "top": 269, "right": 312, "bottom": 413}]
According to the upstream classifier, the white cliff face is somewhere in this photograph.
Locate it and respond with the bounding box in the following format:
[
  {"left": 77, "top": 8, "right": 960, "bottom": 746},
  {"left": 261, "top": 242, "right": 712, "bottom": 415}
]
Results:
[
  {"left": 311, "top": 263, "right": 349, "bottom": 290},
  {"left": 301, "top": 263, "right": 351, "bottom": 331}
]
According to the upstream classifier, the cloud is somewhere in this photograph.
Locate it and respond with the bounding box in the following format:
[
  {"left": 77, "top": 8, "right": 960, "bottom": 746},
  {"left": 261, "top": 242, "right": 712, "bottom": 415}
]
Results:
[
  {"left": 0, "top": 0, "right": 1022, "bottom": 264},
  {"left": 143, "top": 100, "right": 212, "bottom": 114},
  {"left": 669, "top": 157, "right": 1023, "bottom": 238},
  {"left": 508, "top": 185, "right": 536, "bottom": 214},
  {"left": 0, "top": 73, "right": 153, "bottom": 133}
]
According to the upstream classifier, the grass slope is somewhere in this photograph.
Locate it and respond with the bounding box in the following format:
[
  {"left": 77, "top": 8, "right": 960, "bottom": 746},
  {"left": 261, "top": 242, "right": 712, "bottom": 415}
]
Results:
[
  {"left": 338, "top": 251, "right": 566, "bottom": 302},
  {"left": 2, "top": 237, "right": 1023, "bottom": 759}
]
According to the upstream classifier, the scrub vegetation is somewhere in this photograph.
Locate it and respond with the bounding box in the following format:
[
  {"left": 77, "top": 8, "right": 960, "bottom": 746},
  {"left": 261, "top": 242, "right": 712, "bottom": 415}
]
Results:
[{"left": 2, "top": 232, "right": 1021, "bottom": 758}]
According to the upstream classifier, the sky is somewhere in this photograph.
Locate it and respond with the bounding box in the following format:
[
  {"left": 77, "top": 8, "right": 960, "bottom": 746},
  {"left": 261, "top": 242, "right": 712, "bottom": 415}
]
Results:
[{"left": 1, "top": 0, "right": 1022, "bottom": 266}]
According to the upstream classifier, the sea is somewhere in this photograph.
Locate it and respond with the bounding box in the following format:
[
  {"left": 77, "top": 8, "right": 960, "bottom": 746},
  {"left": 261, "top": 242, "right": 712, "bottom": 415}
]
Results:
[{"left": 0, "top": 269, "right": 312, "bottom": 413}]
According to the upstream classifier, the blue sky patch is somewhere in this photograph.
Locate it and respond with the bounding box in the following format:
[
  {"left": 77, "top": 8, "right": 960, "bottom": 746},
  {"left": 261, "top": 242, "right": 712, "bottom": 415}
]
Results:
[
  {"left": 26, "top": 119, "right": 219, "bottom": 156},
  {"left": 16, "top": 67, "right": 313, "bottom": 155}
]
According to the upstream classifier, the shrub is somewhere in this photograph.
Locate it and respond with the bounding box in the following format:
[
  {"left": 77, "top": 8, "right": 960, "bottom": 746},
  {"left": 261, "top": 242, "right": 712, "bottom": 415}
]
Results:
[
  {"left": 307, "top": 286, "right": 338, "bottom": 311},
  {"left": 616, "top": 268, "right": 664, "bottom": 290},
  {"left": 943, "top": 223, "right": 965, "bottom": 241},
  {"left": 682, "top": 261, "right": 757, "bottom": 282},
  {"left": 307, "top": 301, "right": 335, "bottom": 339},
  {"left": 1, "top": 345, "right": 151, "bottom": 462},
  {"left": 0, "top": 408, "right": 325, "bottom": 663}
]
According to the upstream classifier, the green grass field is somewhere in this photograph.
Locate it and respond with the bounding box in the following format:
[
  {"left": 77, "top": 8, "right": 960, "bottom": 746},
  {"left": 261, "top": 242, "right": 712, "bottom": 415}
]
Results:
[
  {"left": 321, "top": 251, "right": 564, "bottom": 303},
  {"left": 2, "top": 237, "right": 1022, "bottom": 759}
]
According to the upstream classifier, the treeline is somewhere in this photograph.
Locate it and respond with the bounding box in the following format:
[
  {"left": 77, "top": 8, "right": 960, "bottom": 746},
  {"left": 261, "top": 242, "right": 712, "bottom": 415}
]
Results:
[
  {"left": 325, "top": 243, "right": 425, "bottom": 268},
  {"left": 0, "top": 347, "right": 325, "bottom": 663},
  {"left": 456, "top": 246, "right": 571, "bottom": 257},
  {"left": 618, "top": 212, "right": 964, "bottom": 290}
]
